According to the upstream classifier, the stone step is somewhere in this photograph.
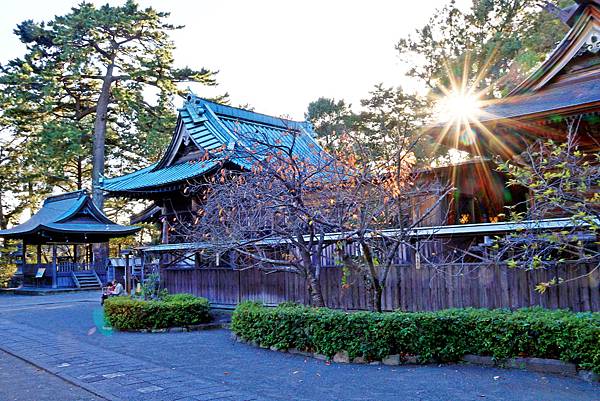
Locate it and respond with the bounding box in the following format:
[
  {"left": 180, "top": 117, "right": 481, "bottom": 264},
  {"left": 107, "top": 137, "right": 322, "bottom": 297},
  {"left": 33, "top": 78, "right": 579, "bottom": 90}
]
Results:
[{"left": 72, "top": 271, "right": 102, "bottom": 289}]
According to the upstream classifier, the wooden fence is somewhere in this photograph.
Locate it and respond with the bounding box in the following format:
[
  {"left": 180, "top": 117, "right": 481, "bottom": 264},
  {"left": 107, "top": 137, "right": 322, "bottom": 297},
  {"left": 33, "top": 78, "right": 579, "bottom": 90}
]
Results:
[{"left": 162, "top": 263, "right": 600, "bottom": 312}]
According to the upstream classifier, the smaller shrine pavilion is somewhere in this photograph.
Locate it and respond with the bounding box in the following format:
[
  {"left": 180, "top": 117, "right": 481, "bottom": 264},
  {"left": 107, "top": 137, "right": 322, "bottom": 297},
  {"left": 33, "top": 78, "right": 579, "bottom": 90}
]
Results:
[{"left": 0, "top": 190, "right": 140, "bottom": 289}]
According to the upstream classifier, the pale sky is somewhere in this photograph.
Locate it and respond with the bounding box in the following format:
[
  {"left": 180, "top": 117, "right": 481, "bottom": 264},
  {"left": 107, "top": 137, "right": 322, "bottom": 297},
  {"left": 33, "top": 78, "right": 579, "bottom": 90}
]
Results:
[{"left": 0, "top": 0, "right": 465, "bottom": 120}]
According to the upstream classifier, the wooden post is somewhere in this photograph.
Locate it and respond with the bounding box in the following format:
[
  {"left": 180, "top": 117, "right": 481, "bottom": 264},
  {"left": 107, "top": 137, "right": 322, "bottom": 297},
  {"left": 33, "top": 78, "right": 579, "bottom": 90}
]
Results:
[
  {"left": 73, "top": 244, "right": 79, "bottom": 265},
  {"left": 36, "top": 244, "right": 41, "bottom": 266},
  {"left": 161, "top": 206, "right": 169, "bottom": 244},
  {"left": 124, "top": 252, "right": 131, "bottom": 294},
  {"left": 51, "top": 244, "right": 57, "bottom": 289},
  {"left": 22, "top": 240, "right": 27, "bottom": 281}
]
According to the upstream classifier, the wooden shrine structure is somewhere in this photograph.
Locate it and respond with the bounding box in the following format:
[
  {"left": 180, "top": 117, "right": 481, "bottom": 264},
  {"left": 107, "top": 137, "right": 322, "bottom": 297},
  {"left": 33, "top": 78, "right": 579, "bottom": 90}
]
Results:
[
  {"left": 100, "top": 1, "right": 600, "bottom": 311},
  {"left": 0, "top": 190, "right": 139, "bottom": 290}
]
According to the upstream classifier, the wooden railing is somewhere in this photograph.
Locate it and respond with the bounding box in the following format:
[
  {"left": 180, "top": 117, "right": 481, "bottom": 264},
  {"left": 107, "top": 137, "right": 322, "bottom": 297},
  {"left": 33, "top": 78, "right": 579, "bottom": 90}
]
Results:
[{"left": 57, "top": 262, "right": 106, "bottom": 273}]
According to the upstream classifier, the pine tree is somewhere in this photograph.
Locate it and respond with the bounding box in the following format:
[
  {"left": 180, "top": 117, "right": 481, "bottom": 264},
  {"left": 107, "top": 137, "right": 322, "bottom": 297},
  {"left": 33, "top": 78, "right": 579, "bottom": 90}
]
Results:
[{"left": 0, "top": 1, "right": 221, "bottom": 208}]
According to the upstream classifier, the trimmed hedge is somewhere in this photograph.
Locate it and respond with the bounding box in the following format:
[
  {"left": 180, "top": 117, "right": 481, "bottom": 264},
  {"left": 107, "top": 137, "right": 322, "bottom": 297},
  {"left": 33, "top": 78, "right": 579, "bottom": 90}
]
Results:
[
  {"left": 232, "top": 302, "right": 600, "bottom": 373},
  {"left": 104, "top": 293, "right": 211, "bottom": 330}
]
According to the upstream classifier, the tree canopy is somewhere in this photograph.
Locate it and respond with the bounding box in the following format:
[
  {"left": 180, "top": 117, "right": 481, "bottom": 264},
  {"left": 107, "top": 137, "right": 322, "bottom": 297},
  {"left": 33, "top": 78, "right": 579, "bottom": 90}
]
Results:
[
  {"left": 396, "top": 0, "right": 572, "bottom": 96},
  {"left": 0, "top": 0, "right": 222, "bottom": 214}
]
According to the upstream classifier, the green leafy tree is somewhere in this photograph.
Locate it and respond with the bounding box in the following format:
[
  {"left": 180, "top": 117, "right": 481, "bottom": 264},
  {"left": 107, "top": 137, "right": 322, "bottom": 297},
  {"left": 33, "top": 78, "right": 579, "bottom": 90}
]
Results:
[
  {"left": 305, "top": 97, "right": 356, "bottom": 151},
  {"left": 0, "top": 1, "right": 221, "bottom": 207},
  {"left": 396, "top": 0, "right": 573, "bottom": 96},
  {"left": 495, "top": 118, "right": 599, "bottom": 291},
  {"left": 355, "top": 84, "right": 433, "bottom": 163}
]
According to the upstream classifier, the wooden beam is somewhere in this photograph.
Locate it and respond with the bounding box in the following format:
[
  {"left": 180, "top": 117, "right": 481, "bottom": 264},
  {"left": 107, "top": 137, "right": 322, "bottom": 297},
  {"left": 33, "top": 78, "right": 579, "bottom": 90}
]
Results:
[{"left": 51, "top": 245, "right": 57, "bottom": 289}]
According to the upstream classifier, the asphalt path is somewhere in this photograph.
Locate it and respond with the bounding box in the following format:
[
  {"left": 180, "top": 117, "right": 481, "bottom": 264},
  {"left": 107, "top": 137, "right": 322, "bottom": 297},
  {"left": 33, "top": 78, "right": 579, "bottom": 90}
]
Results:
[{"left": 0, "top": 292, "right": 598, "bottom": 401}]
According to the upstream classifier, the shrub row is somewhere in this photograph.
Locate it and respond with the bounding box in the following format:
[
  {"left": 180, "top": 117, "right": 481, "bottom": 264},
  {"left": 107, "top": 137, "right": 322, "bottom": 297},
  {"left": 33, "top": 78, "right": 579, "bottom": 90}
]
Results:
[
  {"left": 232, "top": 302, "right": 600, "bottom": 373},
  {"left": 104, "top": 293, "right": 211, "bottom": 330}
]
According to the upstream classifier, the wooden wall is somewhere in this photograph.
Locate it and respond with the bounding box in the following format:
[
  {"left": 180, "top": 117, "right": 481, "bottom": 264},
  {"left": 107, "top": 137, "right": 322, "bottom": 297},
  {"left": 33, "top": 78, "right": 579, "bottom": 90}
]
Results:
[{"left": 162, "top": 262, "right": 600, "bottom": 312}]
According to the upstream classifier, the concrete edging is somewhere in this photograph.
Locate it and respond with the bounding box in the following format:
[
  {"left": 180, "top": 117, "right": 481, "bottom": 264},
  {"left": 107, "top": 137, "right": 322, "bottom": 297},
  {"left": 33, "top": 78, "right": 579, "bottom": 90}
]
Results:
[
  {"left": 109, "top": 322, "right": 229, "bottom": 333},
  {"left": 232, "top": 334, "right": 599, "bottom": 383}
]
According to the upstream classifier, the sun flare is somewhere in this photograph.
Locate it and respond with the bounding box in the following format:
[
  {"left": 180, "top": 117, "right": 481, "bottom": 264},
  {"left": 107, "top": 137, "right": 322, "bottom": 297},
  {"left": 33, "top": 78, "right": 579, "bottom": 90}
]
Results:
[{"left": 436, "top": 90, "right": 482, "bottom": 123}]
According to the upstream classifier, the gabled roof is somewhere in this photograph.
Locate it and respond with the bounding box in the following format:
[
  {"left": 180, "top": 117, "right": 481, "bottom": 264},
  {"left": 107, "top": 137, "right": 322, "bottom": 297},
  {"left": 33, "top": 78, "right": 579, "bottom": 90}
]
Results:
[
  {"left": 102, "top": 94, "right": 327, "bottom": 197},
  {"left": 0, "top": 191, "right": 140, "bottom": 244},
  {"left": 431, "top": 1, "right": 600, "bottom": 155},
  {"left": 471, "top": 0, "right": 600, "bottom": 125},
  {"left": 510, "top": 0, "right": 600, "bottom": 96}
]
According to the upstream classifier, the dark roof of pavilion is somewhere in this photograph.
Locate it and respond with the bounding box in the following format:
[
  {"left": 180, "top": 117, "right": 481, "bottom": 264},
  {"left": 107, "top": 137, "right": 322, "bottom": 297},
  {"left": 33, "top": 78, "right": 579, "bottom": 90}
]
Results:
[
  {"left": 101, "top": 94, "right": 328, "bottom": 197},
  {"left": 0, "top": 190, "right": 140, "bottom": 244},
  {"left": 474, "top": 77, "right": 600, "bottom": 123}
]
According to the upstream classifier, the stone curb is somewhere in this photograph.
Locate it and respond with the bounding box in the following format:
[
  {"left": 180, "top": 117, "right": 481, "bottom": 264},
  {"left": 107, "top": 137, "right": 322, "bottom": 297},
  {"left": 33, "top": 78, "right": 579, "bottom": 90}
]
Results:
[
  {"left": 462, "top": 354, "right": 598, "bottom": 383},
  {"left": 115, "top": 322, "right": 228, "bottom": 333},
  {"left": 232, "top": 334, "right": 599, "bottom": 383},
  {"left": 232, "top": 334, "right": 419, "bottom": 366}
]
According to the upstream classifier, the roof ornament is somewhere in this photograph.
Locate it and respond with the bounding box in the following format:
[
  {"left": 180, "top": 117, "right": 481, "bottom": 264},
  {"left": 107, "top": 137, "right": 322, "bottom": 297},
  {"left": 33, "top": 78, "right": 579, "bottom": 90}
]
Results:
[
  {"left": 542, "top": 1, "right": 574, "bottom": 25},
  {"left": 185, "top": 90, "right": 206, "bottom": 122},
  {"left": 182, "top": 130, "right": 191, "bottom": 146},
  {"left": 301, "top": 121, "right": 318, "bottom": 139},
  {"left": 581, "top": 30, "right": 600, "bottom": 54}
]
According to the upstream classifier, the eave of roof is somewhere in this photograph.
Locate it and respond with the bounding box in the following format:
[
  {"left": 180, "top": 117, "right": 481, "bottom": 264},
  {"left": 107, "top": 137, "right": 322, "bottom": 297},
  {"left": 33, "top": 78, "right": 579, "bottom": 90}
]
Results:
[
  {"left": 476, "top": 77, "right": 600, "bottom": 123},
  {"left": 0, "top": 190, "right": 140, "bottom": 240},
  {"left": 138, "top": 217, "right": 589, "bottom": 252},
  {"left": 102, "top": 159, "right": 222, "bottom": 193}
]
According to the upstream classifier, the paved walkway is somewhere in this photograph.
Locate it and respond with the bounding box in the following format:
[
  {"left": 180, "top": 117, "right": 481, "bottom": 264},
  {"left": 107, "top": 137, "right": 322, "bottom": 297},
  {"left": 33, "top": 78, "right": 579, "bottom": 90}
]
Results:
[
  {"left": 0, "top": 292, "right": 598, "bottom": 401},
  {"left": 0, "top": 317, "right": 257, "bottom": 401},
  {"left": 0, "top": 349, "right": 102, "bottom": 401}
]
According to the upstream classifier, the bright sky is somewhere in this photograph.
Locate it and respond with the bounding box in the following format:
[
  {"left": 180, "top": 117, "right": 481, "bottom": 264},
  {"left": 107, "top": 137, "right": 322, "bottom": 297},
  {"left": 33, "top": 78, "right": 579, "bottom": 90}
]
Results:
[{"left": 0, "top": 0, "right": 465, "bottom": 120}]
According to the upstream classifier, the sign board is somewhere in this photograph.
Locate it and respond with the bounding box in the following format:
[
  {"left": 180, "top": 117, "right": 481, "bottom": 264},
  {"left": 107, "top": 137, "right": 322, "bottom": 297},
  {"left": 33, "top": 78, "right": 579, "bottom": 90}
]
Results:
[{"left": 35, "top": 267, "right": 46, "bottom": 278}]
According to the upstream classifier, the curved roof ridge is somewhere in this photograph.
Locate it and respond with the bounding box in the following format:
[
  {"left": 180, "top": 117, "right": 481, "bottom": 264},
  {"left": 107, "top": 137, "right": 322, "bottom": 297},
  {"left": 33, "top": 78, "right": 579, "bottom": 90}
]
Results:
[
  {"left": 196, "top": 97, "right": 308, "bottom": 131},
  {"left": 43, "top": 190, "right": 87, "bottom": 205},
  {"left": 510, "top": 0, "right": 600, "bottom": 96}
]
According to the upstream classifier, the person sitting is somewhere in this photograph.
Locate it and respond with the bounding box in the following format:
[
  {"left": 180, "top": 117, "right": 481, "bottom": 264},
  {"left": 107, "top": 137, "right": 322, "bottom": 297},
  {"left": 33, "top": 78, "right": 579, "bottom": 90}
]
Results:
[
  {"left": 100, "top": 281, "right": 115, "bottom": 305},
  {"left": 111, "top": 280, "right": 124, "bottom": 296}
]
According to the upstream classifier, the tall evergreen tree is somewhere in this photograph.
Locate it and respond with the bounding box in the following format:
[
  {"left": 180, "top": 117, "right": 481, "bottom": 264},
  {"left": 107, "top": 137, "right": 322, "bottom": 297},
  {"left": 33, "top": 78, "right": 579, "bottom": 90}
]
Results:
[
  {"left": 356, "top": 84, "right": 431, "bottom": 163},
  {"left": 0, "top": 1, "right": 221, "bottom": 208},
  {"left": 305, "top": 97, "right": 356, "bottom": 152}
]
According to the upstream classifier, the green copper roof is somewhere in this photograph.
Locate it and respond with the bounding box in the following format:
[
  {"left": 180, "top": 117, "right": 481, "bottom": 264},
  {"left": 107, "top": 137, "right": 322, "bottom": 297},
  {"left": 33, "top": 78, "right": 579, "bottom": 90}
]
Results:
[
  {"left": 0, "top": 190, "right": 140, "bottom": 244},
  {"left": 102, "top": 159, "right": 222, "bottom": 193},
  {"left": 102, "top": 94, "right": 328, "bottom": 196}
]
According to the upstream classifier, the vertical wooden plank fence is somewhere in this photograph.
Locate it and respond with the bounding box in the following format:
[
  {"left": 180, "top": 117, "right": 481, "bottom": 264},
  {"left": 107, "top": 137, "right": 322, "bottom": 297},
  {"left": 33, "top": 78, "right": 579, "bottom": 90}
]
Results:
[{"left": 162, "top": 263, "right": 600, "bottom": 312}]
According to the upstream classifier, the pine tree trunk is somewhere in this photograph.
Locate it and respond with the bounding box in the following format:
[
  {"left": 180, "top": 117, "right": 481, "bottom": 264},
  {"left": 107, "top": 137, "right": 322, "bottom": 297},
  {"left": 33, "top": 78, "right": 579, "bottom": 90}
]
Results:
[
  {"left": 91, "top": 62, "right": 114, "bottom": 265},
  {"left": 91, "top": 62, "right": 114, "bottom": 209},
  {"left": 76, "top": 156, "right": 83, "bottom": 191}
]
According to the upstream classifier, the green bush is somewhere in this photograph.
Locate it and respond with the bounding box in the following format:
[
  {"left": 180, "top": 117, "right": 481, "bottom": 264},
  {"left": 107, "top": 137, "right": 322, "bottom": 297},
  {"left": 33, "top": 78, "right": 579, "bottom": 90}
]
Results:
[
  {"left": 104, "top": 293, "right": 211, "bottom": 330},
  {"left": 231, "top": 302, "right": 600, "bottom": 373}
]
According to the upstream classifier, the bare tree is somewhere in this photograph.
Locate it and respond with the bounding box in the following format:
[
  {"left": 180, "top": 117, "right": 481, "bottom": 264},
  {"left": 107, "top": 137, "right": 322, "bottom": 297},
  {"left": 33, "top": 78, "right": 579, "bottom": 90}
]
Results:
[
  {"left": 330, "top": 129, "right": 452, "bottom": 312},
  {"left": 172, "top": 126, "right": 350, "bottom": 307},
  {"left": 495, "top": 117, "right": 600, "bottom": 291}
]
